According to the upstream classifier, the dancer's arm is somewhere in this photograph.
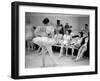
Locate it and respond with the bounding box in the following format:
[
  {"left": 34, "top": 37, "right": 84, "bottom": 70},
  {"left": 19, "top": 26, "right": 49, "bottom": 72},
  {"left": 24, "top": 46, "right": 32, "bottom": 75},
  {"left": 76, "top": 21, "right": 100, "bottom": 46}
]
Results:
[{"left": 35, "top": 26, "right": 47, "bottom": 37}]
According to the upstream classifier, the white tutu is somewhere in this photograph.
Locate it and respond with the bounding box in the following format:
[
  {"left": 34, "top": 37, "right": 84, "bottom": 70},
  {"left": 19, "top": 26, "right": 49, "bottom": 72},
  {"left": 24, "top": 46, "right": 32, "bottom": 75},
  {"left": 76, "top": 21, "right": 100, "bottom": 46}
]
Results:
[
  {"left": 33, "top": 37, "right": 56, "bottom": 46},
  {"left": 63, "top": 34, "right": 71, "bottom": 45},
  {"left": 47, "top": 38, "right": 56, "bottom": 45},
  {"left": 63, "top": 40, "right": 68, "bottom": 44}
]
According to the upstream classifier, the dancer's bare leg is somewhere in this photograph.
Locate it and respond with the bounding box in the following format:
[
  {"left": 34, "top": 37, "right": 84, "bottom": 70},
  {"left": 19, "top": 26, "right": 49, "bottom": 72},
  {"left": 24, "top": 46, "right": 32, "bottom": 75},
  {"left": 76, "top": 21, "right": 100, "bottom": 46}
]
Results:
[
  {"left": 36, "top": 46, "right": 41, "bottom": 52},
  {"left": 66, "top": 45, "right": 68, "bottom": 56},
  {"left": 75, "top": 46, "right": 87, "bottom": 61},
  {"left": 27, "top": 41, "right": 30, "bottom": 51},
  {"left": 72, "top": 47, "right": 74, "bottom": 57},
  {"left": 41, "top": 46, "right": 46, "bottom": 67},
  {"left": 59, "top": 45, "right": 64, "bottom": 57},
  {"left": 46, "top": 45, "right": 58, "bottom": 65},
  {"left": 37, "top": 47, "right": 42, "bottom": 55},
  {"left": 37, "top": 46, "right": 47, "bottom": 55},
  {"left": 71, "top": 46, "right": 75, "bottom": 59}
]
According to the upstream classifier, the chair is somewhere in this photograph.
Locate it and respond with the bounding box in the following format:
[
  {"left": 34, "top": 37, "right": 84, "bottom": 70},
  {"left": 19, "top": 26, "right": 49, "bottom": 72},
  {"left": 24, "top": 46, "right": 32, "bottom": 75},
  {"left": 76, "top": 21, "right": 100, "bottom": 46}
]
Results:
[{"left": 68, "top": 37, "right": 80, "bottom": 57}]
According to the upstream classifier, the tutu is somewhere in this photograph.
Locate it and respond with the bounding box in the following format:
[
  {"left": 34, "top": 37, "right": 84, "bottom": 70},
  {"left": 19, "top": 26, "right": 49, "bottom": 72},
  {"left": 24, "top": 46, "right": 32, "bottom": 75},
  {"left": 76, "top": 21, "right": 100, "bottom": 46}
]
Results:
[
  {"left": 63, "top": 35, "right": 71, "bottom": 45},
  {"left": 63, "top": 40, "right": 68, "bottom": 44},
  {"left": 47, "top": 38, "right": 56, "bottom": 45},
  {"left": 33, "top": 25, "right": 56, "bottom": 46},
  {"left": 33, "top": 37, "right": 56, "bottom": 46}
]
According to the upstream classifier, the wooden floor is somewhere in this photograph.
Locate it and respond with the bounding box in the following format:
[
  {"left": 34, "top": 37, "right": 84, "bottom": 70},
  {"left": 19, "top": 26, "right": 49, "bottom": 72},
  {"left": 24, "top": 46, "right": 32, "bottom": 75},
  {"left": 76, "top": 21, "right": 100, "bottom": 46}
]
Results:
[{"left": 25, "top": 51, "right": 89, "bottom": 68}]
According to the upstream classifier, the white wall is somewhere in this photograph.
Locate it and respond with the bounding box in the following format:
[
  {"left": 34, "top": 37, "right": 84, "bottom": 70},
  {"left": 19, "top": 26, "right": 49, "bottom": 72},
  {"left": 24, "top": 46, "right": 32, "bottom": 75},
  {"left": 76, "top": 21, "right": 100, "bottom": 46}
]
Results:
[
  {"left": 79, "top": 17, "right": 89, "bottom": 31},
  {"left": 26, "top": 13, "right": 88, "bottom": 34},
  {"left": 0, "top": 0, "right": 99, "bottom": 81},
  {"left": 26, "top": 13, "right": 80, "bottom": 28}
]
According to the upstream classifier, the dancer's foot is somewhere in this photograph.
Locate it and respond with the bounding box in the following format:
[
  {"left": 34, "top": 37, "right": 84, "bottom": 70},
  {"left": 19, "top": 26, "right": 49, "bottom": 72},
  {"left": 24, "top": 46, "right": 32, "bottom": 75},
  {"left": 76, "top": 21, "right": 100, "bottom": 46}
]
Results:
[
  {"left": 66, "top": 54, "right": 69, "bottom": 57},
  {"left": 55, "top": 62, "right": 59, "bottom": 66},
  {"left": 72, "top": 56, "right": 75, "bottom": 60},
  {"left": 74, "top": 59, "right": 80, "bottom": 62},
  {"left": 38, "top": 52, "right": 42, "bottom": 56},
  {"left": 36, "top": 50, "right": 40, "bottom": 53},
  {"left": 58, "top": 54, "right": 63, "bottom": 58}
]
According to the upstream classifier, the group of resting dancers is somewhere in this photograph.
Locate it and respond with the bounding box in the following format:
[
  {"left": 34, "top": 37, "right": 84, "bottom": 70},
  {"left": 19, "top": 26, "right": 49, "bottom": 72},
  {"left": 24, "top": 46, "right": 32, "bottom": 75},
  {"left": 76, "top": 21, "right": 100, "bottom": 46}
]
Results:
[{"left": 28, "top": 17, "right": 89, "bottom": 66}]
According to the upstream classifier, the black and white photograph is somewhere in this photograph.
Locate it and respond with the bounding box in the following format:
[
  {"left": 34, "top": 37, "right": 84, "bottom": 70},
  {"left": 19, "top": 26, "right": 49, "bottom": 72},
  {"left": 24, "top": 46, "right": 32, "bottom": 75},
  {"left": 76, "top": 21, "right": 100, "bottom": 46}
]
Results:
[
  {"left": 25, "top": 12, "right": 90, "bottom": 68},
  {"left": 11, "top": 1, "right": 97, "bottom": 79}
]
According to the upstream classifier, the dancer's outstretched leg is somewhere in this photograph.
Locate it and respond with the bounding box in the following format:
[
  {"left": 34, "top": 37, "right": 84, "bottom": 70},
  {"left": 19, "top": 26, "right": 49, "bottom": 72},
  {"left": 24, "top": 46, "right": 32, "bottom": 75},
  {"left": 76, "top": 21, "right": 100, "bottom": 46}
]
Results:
[
  {"left": 46, "top": 45, "right": 58, "bottom": 65},
  {"left": 75, "top": 46, "right": 87, "bottom": 61}
]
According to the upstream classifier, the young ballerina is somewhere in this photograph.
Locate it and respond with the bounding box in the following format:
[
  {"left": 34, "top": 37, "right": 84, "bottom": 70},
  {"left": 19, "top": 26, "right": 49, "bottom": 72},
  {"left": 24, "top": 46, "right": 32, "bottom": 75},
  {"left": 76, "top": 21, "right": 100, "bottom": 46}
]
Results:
[
  {"left": 71, "top": 32, "right": 84, "bottom": 57},
  {"left": 74, "top": 36, "right": 88, "bottom": 61},
  {"left": 33, "top": 18, "right": 58, "bottom": 67},
  {"left": 59, "top": 30, "right": 72, "bottom": 57}
]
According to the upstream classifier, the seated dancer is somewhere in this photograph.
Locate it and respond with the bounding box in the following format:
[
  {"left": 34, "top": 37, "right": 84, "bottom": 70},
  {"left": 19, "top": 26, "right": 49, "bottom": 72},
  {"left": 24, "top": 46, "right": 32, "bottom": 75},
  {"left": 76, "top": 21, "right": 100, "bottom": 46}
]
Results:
[
  {"left": 54, "top": 33, "right": 63, "bottom": 45},
  {"left": 33, "top": 18, "right": 58, "bottom": 66},
  {"left": 70, "top": 32, "right": 84, "bottom": 57},
  {"left": 59, "top": 30, "right": 72, "bottom": 57},
  {"left": 74, "top": 35, "right": 89, "bottom": 61}
]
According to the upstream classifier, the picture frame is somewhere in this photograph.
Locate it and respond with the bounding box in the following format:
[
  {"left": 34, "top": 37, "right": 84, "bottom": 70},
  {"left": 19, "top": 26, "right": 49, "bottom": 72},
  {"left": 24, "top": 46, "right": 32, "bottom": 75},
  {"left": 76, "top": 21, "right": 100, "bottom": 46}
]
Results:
[{"left": 11, "top": 1, "right": 98, "bottom": 79}]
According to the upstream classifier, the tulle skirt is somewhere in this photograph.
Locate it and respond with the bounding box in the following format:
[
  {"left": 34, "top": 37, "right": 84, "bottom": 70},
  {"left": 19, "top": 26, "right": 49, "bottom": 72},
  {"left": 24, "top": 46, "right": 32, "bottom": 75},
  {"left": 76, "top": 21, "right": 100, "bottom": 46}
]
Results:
[
  {"left": 63, "top": 40, "right": 69, "bottom": 46},
  {"left": 32, "top": 37, "right": 56, "bottom": 46}
]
